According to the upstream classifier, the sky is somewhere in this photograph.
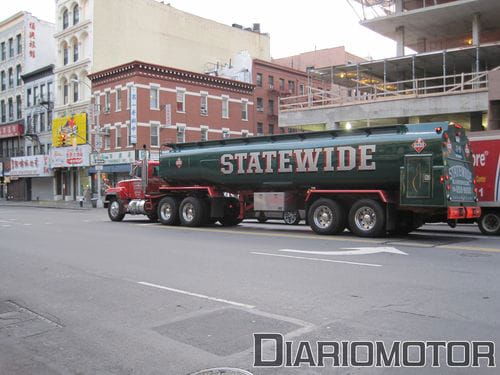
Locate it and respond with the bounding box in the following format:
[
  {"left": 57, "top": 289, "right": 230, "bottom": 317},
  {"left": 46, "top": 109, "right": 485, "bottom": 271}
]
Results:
[{"left": 0, "top": 0, "right": 398, "bottom": 61}]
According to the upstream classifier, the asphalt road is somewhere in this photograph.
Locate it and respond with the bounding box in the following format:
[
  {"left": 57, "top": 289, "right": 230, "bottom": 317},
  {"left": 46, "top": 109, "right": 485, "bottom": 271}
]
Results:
[{"left": 0, "top": 207, "right": 499, "bottom": 374}]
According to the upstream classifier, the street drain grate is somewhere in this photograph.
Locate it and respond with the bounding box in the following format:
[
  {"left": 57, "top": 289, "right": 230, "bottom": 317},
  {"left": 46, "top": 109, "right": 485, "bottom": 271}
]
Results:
[{"left": 155, "top": 308, "right": 300, "bottom": 356}]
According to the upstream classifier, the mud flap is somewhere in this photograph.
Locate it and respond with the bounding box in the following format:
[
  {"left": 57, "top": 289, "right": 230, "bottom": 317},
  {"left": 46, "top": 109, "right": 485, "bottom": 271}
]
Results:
[{"left": 386, "top": 203, "right": 397, "bottom": 232}]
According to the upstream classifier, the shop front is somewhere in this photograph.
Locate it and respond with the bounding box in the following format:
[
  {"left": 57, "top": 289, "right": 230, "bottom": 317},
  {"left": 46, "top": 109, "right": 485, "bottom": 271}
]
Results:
[
  {"left": 88, "top": 150, "right": 136, "bottom": 195},
  {"left": 50, "top": 144, "right": 91, "bottom": 201},
  {"left": 9, "top": 155, "right": 54, "bottom": 201}
]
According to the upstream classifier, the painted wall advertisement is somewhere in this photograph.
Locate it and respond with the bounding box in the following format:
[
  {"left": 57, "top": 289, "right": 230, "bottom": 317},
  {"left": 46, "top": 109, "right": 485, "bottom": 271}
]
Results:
[
  {"left": 52, "top": 113, "right": 87, "bottom": 147},
  {"left": 50, "top": 145, "right": 91, "bottom": 168},
  {"left": 9, "top": 155, "right": 53, "bottom": 177},
  {"left": 472, "top": 138, "right": 500, "bottom": 203}
]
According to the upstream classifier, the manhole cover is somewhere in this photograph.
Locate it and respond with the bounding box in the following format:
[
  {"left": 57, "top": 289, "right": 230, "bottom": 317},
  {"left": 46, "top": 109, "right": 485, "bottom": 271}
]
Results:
[{"left": 191, "top": 368, "right": 253, "bottom": 375}]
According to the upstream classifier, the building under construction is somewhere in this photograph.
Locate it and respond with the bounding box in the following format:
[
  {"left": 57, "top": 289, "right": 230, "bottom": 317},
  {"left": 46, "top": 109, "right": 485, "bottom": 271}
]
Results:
[{"left": 279, "top": 0, "right": 500, "bottom": 131}]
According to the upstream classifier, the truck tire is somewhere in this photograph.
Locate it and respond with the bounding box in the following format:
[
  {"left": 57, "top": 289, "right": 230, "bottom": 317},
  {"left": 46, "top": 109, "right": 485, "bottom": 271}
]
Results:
[
  {"left": 478, "top": 211, "right": 500, "bottom": 235},
  {"left": 108, "top": 199, "right": 125, "bottom": 222},
  {"left": 158, "top": 196, "right": 180, "bottom": 225},
  {"left": 179, "top": 197, "right": 206, "bottom": 227},
  {"left": 283, "top": 210, "right": 301, "bottom": 225},
  {"left": 348, "top": 199, "right": 386, "bottom": 237},
  {"left": 308, "top": 198, "right": 346, "bottom": 235},
  {"left": 147, "top": 211, "right": 158, "bottom": 222},
  {"left": 219, "top": 198, "right": 242, "bottom": 226}
]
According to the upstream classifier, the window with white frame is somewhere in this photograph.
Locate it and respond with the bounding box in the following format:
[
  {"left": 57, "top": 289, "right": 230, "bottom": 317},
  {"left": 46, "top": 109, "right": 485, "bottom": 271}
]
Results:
[
  {"left": 241, "top": 100, "right": 248, "bottom": 121},
  {"left": 16, "top": 65, "right": 21, "bottom": 86},
  {"left": 150, "top": 85, "right": 159, "bottom": 109},
  {"left": 127, "top": 85, "right": 132, "bottom": 109},
  {"left": 127, "top": 122, "right": 131, "bottom": 146},
  {"left": 105, "top": 91, "right": 110, "bottom": 112},
  {"left": 151, "top": 123, "right": 159, "bottom": 146},
  {"left": 200, "top": 92, "right": 208, "bottom": 115},
  {"left": 200, "top": 126, "right": 208, "bottom": 141},
  {"left": 104, "top": 126, "right": 110, "bottom": 149},
  {"left": 16, "top": 34, "right": 22, "bottom": 55},
  {"left": 115, "top": 88, "right": 121, "bottom": 111},
  {"left": 176, "top": 89, "right": 185, "bottom": 112},
  {"left": 221, "top": 96, "right": 229, "bottom": 119},
  {"left": 176, "top": 125, "right": 185, "bottom": 143},
  {"left": 115, "top": 124, "right": 121, "bottom": 148},
  {"left": 256, "top": 97, "right": 263, "bottom": 112},
  {"left": 222, "top": 129, "right": 230, "bottom": 139}
]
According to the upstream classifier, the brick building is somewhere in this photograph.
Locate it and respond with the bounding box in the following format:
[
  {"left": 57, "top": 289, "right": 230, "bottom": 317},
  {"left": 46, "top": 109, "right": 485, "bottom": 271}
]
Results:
[{"left": 88, "top": 61, "right": 254, "bottom": 188}]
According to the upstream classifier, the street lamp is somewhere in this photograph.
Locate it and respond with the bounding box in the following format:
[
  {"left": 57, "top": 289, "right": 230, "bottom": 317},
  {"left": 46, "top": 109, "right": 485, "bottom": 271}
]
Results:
[{"left": 71, "top": 78, "right": 104, "bottom": 208}]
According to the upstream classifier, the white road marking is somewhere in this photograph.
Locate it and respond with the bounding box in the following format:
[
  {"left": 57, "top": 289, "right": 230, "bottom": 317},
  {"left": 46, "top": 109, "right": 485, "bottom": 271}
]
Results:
[
  {"left": 280, "top": 246, "right": 408, "bottom": 256},
  {"left": 251, "top": 252, "right": 382, "bottom": 268},
  {"left": 23, "top": 223, "right": 32, "bottom": 226},
  {"left": 44, "top": 222, "right": 53, "bottom": 225},
  {"left": 137, "top": 281, "right": 255, "bottom": 309},
  {"left": 1, "top": 225, "right": 11, "bottom": 228}
]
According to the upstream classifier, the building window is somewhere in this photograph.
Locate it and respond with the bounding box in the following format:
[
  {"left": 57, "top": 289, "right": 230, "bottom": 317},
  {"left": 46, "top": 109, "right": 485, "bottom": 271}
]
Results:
[
  {"left": 115, "top": 88, "right": 121, "bottom": 111},
  {"left": 16, "top": 95, "right": 21, "bottom": 119},
  {"left": 0, "top": 100, "right": 5, "bottom": 123},
  {"left": 73, "top": 5, "right": 79, "bottom": 25},
  {"left": 256, "top": 97, "right": 264, "bottom": 112},
  {"left": 279, "top": 78, "right": 285, "bottom": 91},
  {"left": 176, "top": 89, "right": 185, "bottom": 112},
  {"left": 268, "top": 123, "right": 275, "bottom": 134},
  {"left": 0, "top": 42, "right": 5, "bottom": 61},
  {"left": 63, "top": 9, "right": 69, "bottom": 29},
  {"left": 8, "top": 98, "right": 13, "bottom": 121},
  {"left": 105, "top": 91, "right": 110, "bottom": 112},
  {"left": 299, "top": 84, "right": 304, "bottom": 95},
  {"left": 288, "top": 80, "right": 295, "bottom": 94},
  {"left": 63, "top": 83, "right": 69, "bottom": 104},
  {"left": 200, "top": 92, "right": 208, "bottom": 115},
  {"left": 27, "top": 88, "right": 32, "bottom": 107},
  {"left": 269, "top": 75, "right": 274, "bottom": 89},
  {"left": 73, "top": 42, "right": 79, "bottom": 62},
  {"left": 33, "top": 86, "right": 38, "bottom": 105},
  {"left": 200, "top": 127, "right": 208, "bottom": 141},
  {"left": 26, "top": 115, "right": 32, "bottom": 132},
  {"left": 33, "top": 145, "right": 38, "bottom": 155},
  {"left": 73, "top": 81, "right": 79, "bottom": 102},
  {"left": 176, "top": 125, "right": 185, "bottom": 143},
  {"left": 40, "top": 84, "right": 45, "bottom": 102},
  {"left": 241, "top": 100, "right": 248, "bottom": 121},
  {"left": 40, "top": 144, "right": 45, "bottom": 155},
  {"left": 151, "top": 123, "right": 159, "bottom": 146},
  {"left": 8, "top": 68, "right": 13, "bottom": 88},
  {"left": 40, "top": 112, "right": 45, "bottom": 132},
  {"left": 104, "top": 127, "right": 110, "bottom": 149},
  {"left": 221, "top": 96, "right": 229, "bottom": 119},
  {"left": 26, "top": 146, "right": 32, "bottom": 156},
  {"left": 268, "top": 99, "right": 274, "bottom": 115},
  {"left": 63, "top": 46, "right": 69, "bottom": 65},
  {"left": 8, "top": 38, "right": 13, "bottom": 58},
  {"left": 33, "top": 114, "right": 38, "bottom": 133},
  {"left": 0, "top": 71, "right": 4, "bottom": 91},
  {"left": 47, "top": 143, "right": 51, "bottom": 153},
  {"left": 256, "top": 73, "right": 263, "bottom": 87},
  {"left": 47, "top": 82, "right": 53, "bottom": 102},
  {"left": 115, "top": 125, "right": 121, "bottom": 148},
  {"left": 150, "top": 86, "right": 159, "bottom": 109},
  {"left": 48, "top": 111, "right": 52, "bottom": 131},
  {"left": 222, "top": 129, "right": 230, "bottom": 139},
  {"left": 16, "top": 34, "right": 22, "bottom": 55}
]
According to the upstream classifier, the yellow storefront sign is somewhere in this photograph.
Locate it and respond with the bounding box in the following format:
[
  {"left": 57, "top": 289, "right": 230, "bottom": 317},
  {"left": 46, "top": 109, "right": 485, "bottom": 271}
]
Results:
[
  {"left": 52, "top": 113, "right": 87, "bottom": 147},
  {"left": 298, "top": 123, "right": 326, "bottom": 132}
]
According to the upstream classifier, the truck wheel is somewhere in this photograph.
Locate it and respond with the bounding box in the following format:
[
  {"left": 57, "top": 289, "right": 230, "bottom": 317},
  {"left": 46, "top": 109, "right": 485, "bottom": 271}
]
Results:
[
  {"left": 108, "top": 199, "right": 125, "bottom": 222},
  {"left": 147, "top": 211, "right": 158, "bottom": 222},
  {"left": 158, "top": 197, "right": 180, "bottom": 225},
  {"left": 179, "top": 197, "right": 206, "bottom": 227},
  {"left": 283, "top": 210, "right": 301, "bottom": 225},
  {"left": 257, "top": 215, "right": 268, "bottom": 223},
  {"left": 308, "top": 198, "right": 346, "bottom": 235},
  {"left": 478, "top": 211, "right": 500, "bottom": 235},
  {"left": 219, "top": 198, "right": 242, "bottom": 226},
  {"left": 348, "top": 199, "right": 386, "bottom": 237}
]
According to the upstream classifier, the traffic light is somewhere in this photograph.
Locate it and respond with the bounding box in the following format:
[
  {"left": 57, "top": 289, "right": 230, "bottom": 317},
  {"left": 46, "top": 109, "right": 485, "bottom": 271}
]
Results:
[{"left": 59, "top": 132, "right": 67, "bottom": 146}]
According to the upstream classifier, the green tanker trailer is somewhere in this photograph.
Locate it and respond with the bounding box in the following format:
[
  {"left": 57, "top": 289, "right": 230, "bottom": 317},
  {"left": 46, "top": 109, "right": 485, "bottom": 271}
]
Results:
[{"left": 104, "top": 122, "right": 481, "bottom": 237}]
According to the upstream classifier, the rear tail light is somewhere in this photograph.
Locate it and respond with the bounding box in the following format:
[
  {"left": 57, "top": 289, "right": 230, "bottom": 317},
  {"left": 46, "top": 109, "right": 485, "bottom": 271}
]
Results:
[
  {"left": 448, "top": 207, "right": 466, "bottom": 219},
  {"left": 466, "top": 206, "right": 481, "bottom": 219}
]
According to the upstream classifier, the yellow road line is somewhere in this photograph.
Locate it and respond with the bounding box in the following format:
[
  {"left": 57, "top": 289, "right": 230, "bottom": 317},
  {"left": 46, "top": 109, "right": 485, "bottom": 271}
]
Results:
[{"left": 437, "top": 244, "right": 500, "bottom": 254}]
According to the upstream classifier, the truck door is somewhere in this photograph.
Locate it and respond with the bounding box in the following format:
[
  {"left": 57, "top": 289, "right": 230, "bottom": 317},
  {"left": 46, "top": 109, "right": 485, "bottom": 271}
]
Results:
[{"left": 400, "top": 154, "right": 433, "bottom": 205}]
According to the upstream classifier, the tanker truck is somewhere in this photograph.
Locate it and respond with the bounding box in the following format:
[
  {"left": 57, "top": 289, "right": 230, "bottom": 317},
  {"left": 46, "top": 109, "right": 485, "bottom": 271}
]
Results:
[{"left": 103, "top": 122, "right": 481, "bottom": 237}]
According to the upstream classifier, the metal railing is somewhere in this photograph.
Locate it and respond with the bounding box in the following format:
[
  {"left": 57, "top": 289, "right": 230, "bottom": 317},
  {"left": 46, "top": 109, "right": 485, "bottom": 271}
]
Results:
[{"left": 280, "top": 69, "right": 494, "bottom": 112}]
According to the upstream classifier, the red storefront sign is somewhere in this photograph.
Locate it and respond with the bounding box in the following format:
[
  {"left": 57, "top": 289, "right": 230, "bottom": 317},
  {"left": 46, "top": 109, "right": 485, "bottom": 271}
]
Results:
[{"left": 0, "top": 124, "right": 24, "bottom": 138}]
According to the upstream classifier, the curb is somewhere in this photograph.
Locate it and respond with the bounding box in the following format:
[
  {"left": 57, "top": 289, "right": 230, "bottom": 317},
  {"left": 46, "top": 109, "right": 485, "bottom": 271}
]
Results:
[{"left": 0, "top": 203, "right": 94, "bottom": 211}]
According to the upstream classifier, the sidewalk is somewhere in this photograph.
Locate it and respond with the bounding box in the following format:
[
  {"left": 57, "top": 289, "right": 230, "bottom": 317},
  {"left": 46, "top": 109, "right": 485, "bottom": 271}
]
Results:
[{"left": 0, "top": 199, "right": 96, "bottom": 210}]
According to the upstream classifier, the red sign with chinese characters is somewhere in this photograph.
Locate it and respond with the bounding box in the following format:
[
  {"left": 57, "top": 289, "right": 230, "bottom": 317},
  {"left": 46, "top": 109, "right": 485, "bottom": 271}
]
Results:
[
  {"left": 28, "top": 21, "right": 36, "bottom": 59},
  {"left": 0, "top": 124, "right": 24, "bottom": 138}
]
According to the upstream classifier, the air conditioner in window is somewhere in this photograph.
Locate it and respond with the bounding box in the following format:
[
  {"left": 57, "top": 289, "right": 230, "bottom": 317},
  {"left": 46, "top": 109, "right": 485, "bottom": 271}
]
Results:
[{"left": 200, "top": 108, "right": 208, "bottom": 115}]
